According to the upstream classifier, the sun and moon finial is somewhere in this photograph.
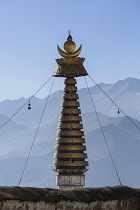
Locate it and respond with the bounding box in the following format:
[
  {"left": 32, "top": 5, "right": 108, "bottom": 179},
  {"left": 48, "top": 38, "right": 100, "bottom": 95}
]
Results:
[{"left": 57, "top": 31, "right": 82, "bottom": 58}]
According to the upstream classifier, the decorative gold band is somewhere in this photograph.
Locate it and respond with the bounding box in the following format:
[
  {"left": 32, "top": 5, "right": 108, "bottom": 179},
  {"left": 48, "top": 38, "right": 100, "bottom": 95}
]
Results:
[
  {"left": 63, "top": 86, "right": 77, "bottom": 92},
  {"left": 59, "top": 116, "right": 82, "bottom": 122},
  {"left": 61, "top": 101, "right": 80, "bottom": 107},
  {"left": 53, "top": 161, "right": 88, "bottom": 167},
  {"left": 60, "top": 109, "right": 81, "bottom": 114},
  {"left": 54, "top": 153, "right": 87, "bottom": 158},
  {"left": 62, "top": 93, "right": 79, "bottom": 99},
  {"left": 58, "top": 123, "right": 83, "bottom": 129},
  {"left": 55, "top": 145, "right": 86, "bottom": 151},
  {"left": 65, "top": 79, "right": 77, "bottom": 84},
  {"left": 57, "top": 130, "right": 84, "bottom": 137},
  {"left": 56, "top": 138, "right": 85, "bottom": 143}
]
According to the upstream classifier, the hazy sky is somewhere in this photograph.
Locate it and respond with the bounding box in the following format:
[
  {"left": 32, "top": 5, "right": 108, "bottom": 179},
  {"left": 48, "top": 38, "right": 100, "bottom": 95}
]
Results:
[{"left": 0, "top": 0, "right": 140, "bottom": 100}]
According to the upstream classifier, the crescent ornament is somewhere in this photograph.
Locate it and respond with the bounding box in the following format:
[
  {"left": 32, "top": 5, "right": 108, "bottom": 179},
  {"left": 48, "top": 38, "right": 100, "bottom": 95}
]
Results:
[{"left": 57, "top": 45, "right": 82, "bottom": 58}]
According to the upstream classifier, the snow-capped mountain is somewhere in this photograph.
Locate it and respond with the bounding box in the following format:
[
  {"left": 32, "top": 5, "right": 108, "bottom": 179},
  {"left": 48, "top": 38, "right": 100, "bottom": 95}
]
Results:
[{"left": 0, "top": 77, "right": 139, "bottom": 188}]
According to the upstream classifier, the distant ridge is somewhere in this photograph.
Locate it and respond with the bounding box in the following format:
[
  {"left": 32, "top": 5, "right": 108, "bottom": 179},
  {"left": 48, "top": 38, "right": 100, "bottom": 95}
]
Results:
[
  {"left": 0, "top": 77, "right": 139, "bottom": 187},
  {"left": 0, "top": 77, "right": 140, "bottom": 127}
]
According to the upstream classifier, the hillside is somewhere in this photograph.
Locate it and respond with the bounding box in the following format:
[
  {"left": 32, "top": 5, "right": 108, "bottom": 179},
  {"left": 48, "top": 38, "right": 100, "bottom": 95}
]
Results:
[
  {"left": 0, "top": 77, "right": 139, "bottom": 188},
  {"left": 0, "top": 113, "right": 139, "bottom": 187},
  {"left": 0, "top": 77, "right": 140, "bottom": 128}
]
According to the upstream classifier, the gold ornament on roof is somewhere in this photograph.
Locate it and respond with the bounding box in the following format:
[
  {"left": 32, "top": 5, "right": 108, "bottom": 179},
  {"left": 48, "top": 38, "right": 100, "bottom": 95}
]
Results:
[
  {"left": 53, "top": 33, "right": 88, "bottom": 77},
  {"left": 57, "top": 34, "right": 82, "bottom": 58}
]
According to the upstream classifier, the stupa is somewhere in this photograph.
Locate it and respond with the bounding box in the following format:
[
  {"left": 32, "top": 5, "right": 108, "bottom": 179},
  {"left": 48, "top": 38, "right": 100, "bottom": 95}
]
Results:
[{"left": 53, "top": 34, "right": 88, "bottom": 190}]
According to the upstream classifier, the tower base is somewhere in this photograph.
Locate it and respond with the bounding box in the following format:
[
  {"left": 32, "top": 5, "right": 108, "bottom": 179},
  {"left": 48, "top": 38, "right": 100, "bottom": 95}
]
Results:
[{"left": 57, "top": 175, "right": 85, "bottom": 190}]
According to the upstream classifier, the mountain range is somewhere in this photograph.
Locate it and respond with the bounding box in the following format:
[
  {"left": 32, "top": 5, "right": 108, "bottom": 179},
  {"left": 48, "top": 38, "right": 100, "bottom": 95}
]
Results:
[{"left": 0, "top": 77, "right": 139, "bottom": 188}]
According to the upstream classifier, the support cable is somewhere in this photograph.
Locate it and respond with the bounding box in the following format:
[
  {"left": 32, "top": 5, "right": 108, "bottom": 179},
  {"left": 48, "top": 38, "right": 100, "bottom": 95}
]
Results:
[
  {"left": 70, "top": 79, "right": 73, "bottom": 177},
  {"left": 88, "top": 75, "right": 140, "bottom": 131},
  {"left": 18, "top": 77, "right": 55, "bottom": 186},
  {"left": 84, "top": 77, "right": 122, "bottom": 185},
  {"left": 0, "top": 76, "right": 53, "bottom": 131}
]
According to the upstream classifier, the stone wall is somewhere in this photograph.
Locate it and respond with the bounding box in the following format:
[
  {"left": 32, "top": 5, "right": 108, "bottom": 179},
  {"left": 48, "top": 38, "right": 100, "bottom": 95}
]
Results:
[{"left": 0, "top": 186, "right": 139, "bottom": 210}]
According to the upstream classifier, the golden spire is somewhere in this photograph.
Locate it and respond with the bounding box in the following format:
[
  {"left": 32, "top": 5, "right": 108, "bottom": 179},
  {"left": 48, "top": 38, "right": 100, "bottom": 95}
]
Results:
[{"left": 53, "top": 34, "right": 88, "bottom": 189}]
